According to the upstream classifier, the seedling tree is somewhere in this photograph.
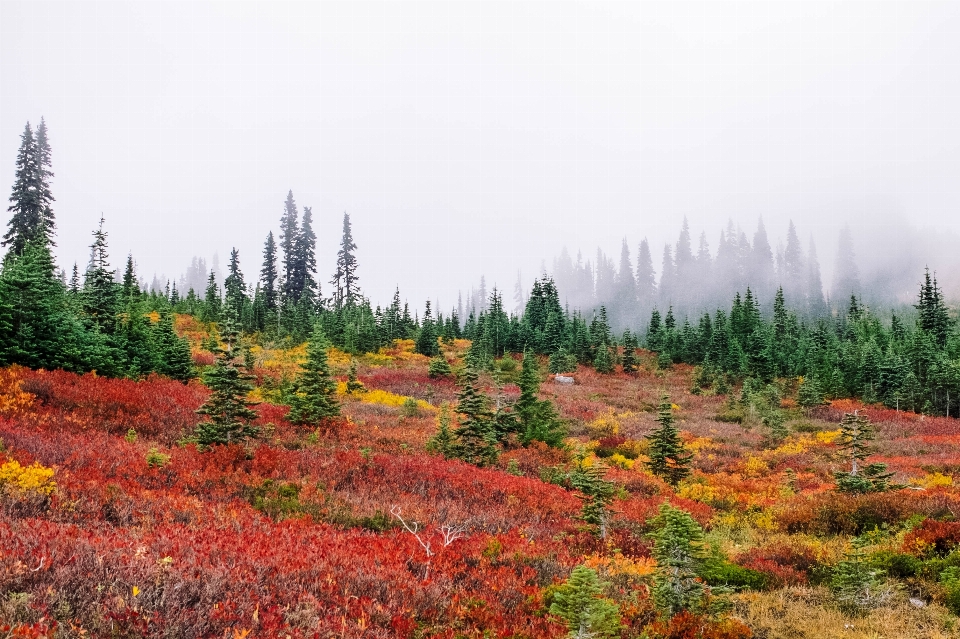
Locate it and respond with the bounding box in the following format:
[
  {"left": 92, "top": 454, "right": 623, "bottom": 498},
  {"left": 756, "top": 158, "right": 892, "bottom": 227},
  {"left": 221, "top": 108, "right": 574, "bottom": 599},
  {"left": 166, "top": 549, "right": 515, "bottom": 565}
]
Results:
[
  {"left": 648, "top": 504, "right": 708, "bottom": 617},
  {"left": 549, "top": 565, "right": 622, "bottom": 639},
  {"left": 570, "top": 451, "right": 616, "bottom": 538}
]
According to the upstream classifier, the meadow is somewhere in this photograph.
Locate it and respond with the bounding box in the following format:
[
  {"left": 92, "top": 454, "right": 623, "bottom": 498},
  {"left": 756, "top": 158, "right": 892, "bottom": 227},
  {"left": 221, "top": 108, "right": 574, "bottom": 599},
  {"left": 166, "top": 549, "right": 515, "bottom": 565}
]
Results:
[{"left": 2, "top": 327, "right": 960, "bottom": 638}]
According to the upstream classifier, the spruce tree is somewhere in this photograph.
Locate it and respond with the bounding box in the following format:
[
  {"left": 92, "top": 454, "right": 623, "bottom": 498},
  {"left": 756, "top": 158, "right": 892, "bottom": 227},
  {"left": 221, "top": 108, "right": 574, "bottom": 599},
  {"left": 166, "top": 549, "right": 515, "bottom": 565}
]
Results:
[
  {"left": 593, "top": 343, "right": 613, "bottom": 374},
  {"left": 515, "top": 350, "right": 566, "bottom": 447},
  {"left": 570, "top": 452, "right": 616, "bottom": 538},
  {"left": 223, "top": 247, "right": 246, "bottom": 318},
  {"left": 549, "top": 566, "right": 622, "bottom": 639},
  {"left": 34, "top": 118, "right": 55, "bottom": 243},
  {"left": 331, "top": 212, "right": 359, "bottom": 309},
  {"left": 193, "top": 309, "right": 259, "bottom": 447},
  {"left": 621, "top": 330, "right": 638, "bottom": 373},
  {"left": 415, "top": 300, "right": 439, "bottom": 356},
  {"left": 279, "top": 190, "right": 299, "bottom": 301},
  {"left": 834, "top": 411, "right": 897, "bottom": 493},
  {"left": 3, "top": 122, "right": 42, "bottom": 257},
  {"left": 428, "top": 354, "right": 452, "bottom": 378},
  {"left": 290, "top": 206, "right": 318, "bottom": 305},
  {"left": 121, "top": 254, "right": 139, "bottom": 303},
  {"left": 202, "top": 270, "right": 221, "bottom": 322},
  {"left": 288, "top": 323, "right": 341, "bottom": 425},
  {"left": 260, "top": 231, "right": 278, "bottom": 311},
  {"left": 648, "top": 504, "right": 707, "bottom": 616},
  {"left": 646, "top": 394, "right": 692, "bottom": 485},
  {"left": 153, "top": 312, "right": 194, "bottom": 382},
  {"left": 451, "top": 365, "right": 498, "bottom": 466},
  {"left": 82, "top": 217, "right": 120, "bottom": 333}
]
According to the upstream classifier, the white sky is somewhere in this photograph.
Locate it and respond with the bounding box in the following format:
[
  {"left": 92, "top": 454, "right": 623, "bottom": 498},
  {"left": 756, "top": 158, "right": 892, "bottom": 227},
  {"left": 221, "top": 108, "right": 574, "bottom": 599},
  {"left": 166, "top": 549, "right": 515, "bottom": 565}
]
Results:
[{"left": 3, "top": 1, "right": 960, "bottom": 307}]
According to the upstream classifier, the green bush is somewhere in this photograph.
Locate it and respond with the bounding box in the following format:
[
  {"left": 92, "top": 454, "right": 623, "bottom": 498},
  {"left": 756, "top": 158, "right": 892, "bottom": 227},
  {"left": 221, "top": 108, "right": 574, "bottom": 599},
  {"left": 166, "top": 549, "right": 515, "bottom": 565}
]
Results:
[
  {"left": 869, "top": 551, "right": 920, "bottom": 579},
  {"left": 699, "top": 556, "right": 767, "bottom": 591}
]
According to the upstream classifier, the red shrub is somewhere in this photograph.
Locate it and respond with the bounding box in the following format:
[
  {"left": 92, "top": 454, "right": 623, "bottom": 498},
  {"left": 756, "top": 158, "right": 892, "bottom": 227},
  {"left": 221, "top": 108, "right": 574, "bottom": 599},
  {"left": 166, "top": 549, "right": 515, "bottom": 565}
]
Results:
[
  {"left": 903, "top": 519, "right": 960, "bottom": 557},
  {"left": 644, "top": 611, "right": 752, "bottom": 639}
]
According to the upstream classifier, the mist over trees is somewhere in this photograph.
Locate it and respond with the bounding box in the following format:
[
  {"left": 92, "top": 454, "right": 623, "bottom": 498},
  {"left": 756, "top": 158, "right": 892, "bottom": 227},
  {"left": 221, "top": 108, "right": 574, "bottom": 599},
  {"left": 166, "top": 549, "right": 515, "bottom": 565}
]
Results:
[{"left": 551, "top": 217, "right": 868, "bottom": 332}]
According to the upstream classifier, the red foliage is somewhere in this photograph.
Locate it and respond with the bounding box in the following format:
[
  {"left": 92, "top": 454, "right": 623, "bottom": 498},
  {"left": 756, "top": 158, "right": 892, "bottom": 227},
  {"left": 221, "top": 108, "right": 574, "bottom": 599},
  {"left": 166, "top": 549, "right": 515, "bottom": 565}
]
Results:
[
  {"left": 734, "top": 542, "right": 819, "bottom": 587},
  {"left": 903, "top": 519, "right": 960, "bottom": 557}
]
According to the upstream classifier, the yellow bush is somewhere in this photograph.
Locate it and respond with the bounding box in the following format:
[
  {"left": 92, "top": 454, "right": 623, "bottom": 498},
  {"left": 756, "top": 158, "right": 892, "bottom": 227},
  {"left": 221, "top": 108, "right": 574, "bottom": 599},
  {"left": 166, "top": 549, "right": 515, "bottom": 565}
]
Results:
[
  {"left": 608, "top": 453, "right": 634, "bottom": 470},
  {"left": 0, "top": 368, "right": 34, "bottom": 417},
  {"left": 0, "top": 459, "right": 56, "bottom": 496},
  {"left": 910, "top": 472, "right": 953, "bottom": 490},
  {"left": 337, "top": 384, "right": 434, "bottom": 412},
  {"left": 816, "top": 429, "right": 841, "bottom": 444},
  {"left": 587, "top": 408, "right": 628, "bottom": 438},
  {"left": 743, "top": 455, "right": 769, "bottom": 478},
  {"left": 583, "top": 553, "right": 656, "bottom": 578}
]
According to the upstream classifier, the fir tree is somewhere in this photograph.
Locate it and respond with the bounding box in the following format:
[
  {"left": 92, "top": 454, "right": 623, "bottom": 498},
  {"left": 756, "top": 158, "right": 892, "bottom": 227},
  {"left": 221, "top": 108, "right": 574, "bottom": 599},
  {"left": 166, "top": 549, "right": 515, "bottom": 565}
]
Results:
[
  {"left": 193, "top": 309, "right": 259, "bottom": 447},
  {"left": 831, "top": 536, "right": 894, "bottom": 614},
  {"left": 797, "top": 375, "right": 825, "bottom": 408},
  {"left": 3, "top": 122, "right": 43, "bottom": 257},
  {"left": 621, "top": 330, "right": 638, "bottom": 373},
  {"left": 224, "top": 247, "right": 247, "bottom": 319},
  {"left": 428, "top": 354, "right": 453, "bottom": 378},
  {"left": 570, "top": 451, "right": 616, "bottom": 538},
  {"left": 415, "top": 300, "right": 439, "bottom": 356},
  {"left": 331, "top": 212, "right": 359, "bottom": 308},
  {"left": 549, "top": 565, "right": 622, "bottom": 639},
  {"left": 593, "top": 342, "right": 613, "bottom": 374},
  {"left": 515, "top": 350, "right": 566, "bottom": 447},
  {"left": 153, "top": 311, "right": 193, "bottom": 382},
  {"left": 451, "top": 365, "right": 498, "bottom": 466},
  {"left": 290, "top": 206, "right": 318, "bottom": 305},
  {"left": 648, "top": 504, "right": 707, "bottom": 616},
  {"left": 834, "top": 411, "right": 897, "bottom": 493},
  {"left": 646, "top": 394, "right": 692, "bottom": 485},
  {"left": 82, "top": 217, "right": 120, "bottom": 333},
  {"left": 202, "top": 270, "right": 221, "bottom": 322},
  {"left": 260, "top": 231, "right": 278, "bottom": 311},
  {"left": 121, "top": 253, "right": 139, "bottom": 303},
  {"left": 426, "top": 404, "right": 456, "bottom": 457},
  {"left": 279, "top": 190, "right": 299, "bottom": 301},
  {"left": 34, "top": 118, "right": 55, "bottom": 244},
  {"left": 288, "top": 323, "right": 341, "bottom": 425}
]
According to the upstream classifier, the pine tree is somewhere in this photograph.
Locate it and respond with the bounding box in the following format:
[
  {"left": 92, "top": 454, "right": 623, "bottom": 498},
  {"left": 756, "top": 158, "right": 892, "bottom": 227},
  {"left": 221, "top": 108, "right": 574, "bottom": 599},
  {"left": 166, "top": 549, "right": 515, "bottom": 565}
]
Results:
[
  {"left": 193, "top": 309, "right": 259, "bottom": 447},
  {"left": 831, "top": 536, "right": 893, "bottom": 614},
  {"left": 290, "top": 206, "right": 318, "bottom": 305},
  {"left": 833, "top": 411, "right": 897, "bottom": 493},
  {"left": 646, "top": 394, "right": 692, "bottom": 485},
  {"left": 915, "top": 267, "right": 952, "bottom": 348},
  {"left": 621, "top": 330, "right": 638, "bottom": 374},
  {"left": 288, "top": 324, "right": 341, "bottom": 426},
  {"left": 593, "top": 343, "right": 613, "bottom": 374},
  {"left": 121, "top": 253, "right": 139, "bottom": 303},
  {"left": 428, "top": 353, "right": 452, "bottom": 378},
  {"left": 202, "top": 270, "right": 221, "bottom": 322},
  {"left": 797, "top": 375, "right": 825, "bottom": 407},
  {"left": 426, "top": 405, "right": 456, "bottom": 457},
  {"left": 331, "top": 212, "right": 359, "bottom": 308},
  {"left": 3, "top": 122, "right": 43, "bottom": 257},
  {"left": 82, "top": 217, "right": 120, "bottom": 333},
  {"left": 260, "top": 231, "right": 278, "bottom": 311},
  {"left": 570, "top": 452, "right": 616, "bottom": 538},
  {"left": 153, "top": 311, "right": 193, "bottom": 382},
  {"left": 549, "top": 565, "right": 622, "bottom": 639},
  {"left": 648, "top": 504, "right": 707, "bottom": 616}
]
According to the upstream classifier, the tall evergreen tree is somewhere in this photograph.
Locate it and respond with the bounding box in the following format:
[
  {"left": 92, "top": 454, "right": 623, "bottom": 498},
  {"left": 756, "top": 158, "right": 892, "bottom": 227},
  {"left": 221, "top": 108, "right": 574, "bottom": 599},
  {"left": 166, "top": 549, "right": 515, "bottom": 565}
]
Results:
[
  {"left": 223, "top": 247, "right": 246, "bottom": 318},
  {"left": 415, "top": 300, "right": 439, "bottom": 356},
  {"left": 636, "top": 238, "right": 657, "bottom": 318},
  {"left": 915, "top": 267, "right": 952, "bottom": 348},
  {"left": 153, "top": 311, "right": 193, "bottom": 382},
  {"left": 331, "top": 212, "right": 359, "bottom": 308},
  {"left": 279, "top": 190, "right": 299, "bottom": 301},
  {"left": 291, "top": 206, "right": 318, "bottom": 305},
  {"left": 260, "top": 231, "right": 278, "bottom": 311},
  {"left": 202, "top": 270, "right": 221, "bottom": 322},
  {"left": 3, "top": 122, "right": 43, "bottom": 257},
  {"left": 34, "top": 118, "right": 55, "bottom": 244},
  {"left": 451, "top": 365, "right": 498, "bottom": 466},
  {"left": 515, "top": 349, "right": 565, "bottom": 446},
  {"left": 649, "top": 504, "right": 707, "bottom": 616}
]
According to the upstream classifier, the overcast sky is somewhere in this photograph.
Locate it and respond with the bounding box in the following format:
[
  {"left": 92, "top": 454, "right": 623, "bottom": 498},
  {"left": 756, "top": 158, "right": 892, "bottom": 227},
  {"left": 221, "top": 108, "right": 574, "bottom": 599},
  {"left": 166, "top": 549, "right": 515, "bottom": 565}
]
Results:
[{"left": 3, "top": 1, "right": 960, "bottom": 307}]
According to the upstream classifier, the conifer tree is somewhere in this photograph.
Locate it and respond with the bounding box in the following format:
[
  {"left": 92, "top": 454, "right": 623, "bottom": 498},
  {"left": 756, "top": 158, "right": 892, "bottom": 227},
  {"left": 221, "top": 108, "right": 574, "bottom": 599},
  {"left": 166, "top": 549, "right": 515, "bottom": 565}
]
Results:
[
  {"left": 288, "top": 323, "right": 341, "bottom": 425},
  {"left": 915, "top": 267, "right": 952, "bottom": 348},
  {"left": 82, "top": 217, "right": 120, "bottom": 333},
  {"left": 193, "top": 309, "right": 259, "bottom": 447},
  {"left": 291, "top": 206, "right": 318, "bottom": 305},
  {"left": 515, "top": 350, "right": 565, "bottom": 446},
  {"left": 153, "top": 311, "right": 193, "bottom": 382},
  {"left": 646, "top": 394, "right": 692, "bottom": 485},
  {"left": 648, "top": 504, "right": 707, "bottom": 616},
  {"left": 260, "top": 231, "right": 278, "bottom": 311},
  {"left": 451, "top": 365, "right": 498, "bottom": 466},
  {"left": 3, "top": 122, "right": 42, "bottom": 257},
  {"left": 834, "top": 411, "right": 897, "bottom": 493},
  {"left": 570, "top": 451, "right": 616, "bottom": 538},
  {"left": 279, "top": 190, "right": 299, "bottom": 300},
  {"left": 621, "top": 330, "right": 638, "bottom": 373},
  {"left": 121, "top": 253, "right": 139, "bottom": 303},
  {"left": 223, "top": 247, "right": 247, "bottom": 319},
  {"left": 428, "top": 353, "right": 452, "bottom": 378},
  {"left": 331, "top": 212, "right": 359, "bottom": 308},
  {"left": 797, "top": 375, "right": 825, "bottom": 408},
  {"left": 593, "top": 342, "right": 613, "bottom": 374},
  {"left": 549, "top": 565, "right": 622, "bottom": 639},
  {"left": 202, "top": 270, "right": 221, "bottom": 322},
  {"left": 34, "top": 118, "right": 55, "bottom": 243},
  {"left": 415, "top": 300, "right": 439, "bottom": 356},
  {"left": 426, "top": 404, "right": 456, "bottom": 457}
]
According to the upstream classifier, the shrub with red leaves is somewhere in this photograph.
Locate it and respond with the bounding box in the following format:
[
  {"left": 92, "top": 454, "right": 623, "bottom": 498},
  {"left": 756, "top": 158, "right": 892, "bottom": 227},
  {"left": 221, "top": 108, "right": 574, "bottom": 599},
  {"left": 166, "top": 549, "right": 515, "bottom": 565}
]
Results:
[
  {"left": 644, "top": 611, "right": 752, "bottom": 639},
  {"left": 903, "top": 519, "right": 960, "bottom": 557}
]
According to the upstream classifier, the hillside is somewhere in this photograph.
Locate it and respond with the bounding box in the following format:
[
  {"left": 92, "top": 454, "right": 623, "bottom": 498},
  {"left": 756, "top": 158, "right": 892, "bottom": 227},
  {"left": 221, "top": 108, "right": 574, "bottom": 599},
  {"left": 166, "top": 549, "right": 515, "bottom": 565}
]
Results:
[{"left": 2, "top": 327, "right": 960, "bottom": 638}]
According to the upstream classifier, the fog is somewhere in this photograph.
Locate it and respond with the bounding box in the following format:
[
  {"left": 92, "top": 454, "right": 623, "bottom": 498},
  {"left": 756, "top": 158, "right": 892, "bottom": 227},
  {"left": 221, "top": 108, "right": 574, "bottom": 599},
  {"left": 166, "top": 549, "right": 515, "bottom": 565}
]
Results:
[{"left": 3, "top": 1, "right": 960, "bottom": 312}]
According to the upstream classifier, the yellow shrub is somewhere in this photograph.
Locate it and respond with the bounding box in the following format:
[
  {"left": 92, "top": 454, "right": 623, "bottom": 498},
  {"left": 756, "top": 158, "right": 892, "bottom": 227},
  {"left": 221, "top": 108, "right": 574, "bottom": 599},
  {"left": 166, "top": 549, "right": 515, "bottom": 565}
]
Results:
[
  {"left": 910, "top": 472, "right": 953, "bottom": 490},
  {"left": 743, "top": 455, "right": 769, "bottom": 478},
  {"left": 0, "top": 367, "right": 34, "bottom": 417},
  {"left": 0, "top": 459, "right": 56, "bottom": 496},
  {"left": 337, "top": 384, "right": 434, "bottom": 412},
  {"left": 608, "top": 453, "right": 634, "bottom": 470},
  {"left": 816, "top": 429, "right": 841, "bottom": 445},
  {"left": 587, "top": 408, "right": 627, "bottom": 438},
  {"left": 583, "top": 553, "right": 656, "bottom": 578}
]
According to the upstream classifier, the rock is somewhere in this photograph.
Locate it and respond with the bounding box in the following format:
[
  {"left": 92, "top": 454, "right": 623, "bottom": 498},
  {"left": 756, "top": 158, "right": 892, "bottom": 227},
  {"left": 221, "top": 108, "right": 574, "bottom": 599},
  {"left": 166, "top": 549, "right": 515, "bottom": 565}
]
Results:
[
  {"left": 554, "top": 375, "right": 575, "bottom": 385},
  {"left": 909, "top": 597, "right": 926, "bottom": 608}
]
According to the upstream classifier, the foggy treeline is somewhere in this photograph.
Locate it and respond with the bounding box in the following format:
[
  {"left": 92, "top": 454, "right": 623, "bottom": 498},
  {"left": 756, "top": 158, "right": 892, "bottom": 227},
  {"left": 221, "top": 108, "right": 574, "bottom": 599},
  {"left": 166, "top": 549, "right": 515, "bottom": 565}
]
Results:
[{"left": 547, "top": 218, "right": 867, "bottom": 332}]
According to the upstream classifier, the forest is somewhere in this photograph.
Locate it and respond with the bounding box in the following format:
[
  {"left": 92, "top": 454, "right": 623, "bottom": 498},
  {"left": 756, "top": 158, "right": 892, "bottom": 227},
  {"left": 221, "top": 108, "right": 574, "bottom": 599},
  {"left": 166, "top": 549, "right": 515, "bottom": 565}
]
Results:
[{"left": 5, "top": 122, "right": 960, "bottom": 638}]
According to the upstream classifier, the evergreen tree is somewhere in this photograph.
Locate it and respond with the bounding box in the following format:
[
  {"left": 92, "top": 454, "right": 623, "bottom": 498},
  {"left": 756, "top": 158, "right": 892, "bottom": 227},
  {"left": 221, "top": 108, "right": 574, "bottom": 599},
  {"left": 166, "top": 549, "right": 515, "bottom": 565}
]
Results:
[
  {"left": 260, "top": 231, "right": 278, "bottom": 311},
  {"left": 831, "top": 536, "right": 893, "bottom": 614},
  {"left": 593, "top": 343, "right": 613, "bottom": 374},
  {"left": 549, "top": 566, "right": 622, "bottom": 639},
  {"left": 915, "top": 267, "right": 952, "bottom": 348},
  {"left": 34, "top": 118, "right": 55, "bottom": 244},
  {"left": 648, "top": 504, "right": 707, "bottom": 617},
  {"left": 428, "top": 353, "right": 452, "bottom": 378},
  {"left": 223, "top": 247, "right": 246, "bottom": 319},
  {"left": 121, "top": 253, "right": 139, "bottom": 303},
  {"left": 153, "top": 311, "right": 193, "bottom": 382},
  {"left": 570, "top": 452, "right": 616, "bottom": 538},
  {"left": 797, "top": 375, "right": 825, "bottom": 407},
  {"left": 193, "top": 309, "right": 259, "bottom": 447},
  {"left": 290, "top": 206, "right": 318, "bottom": 305},
  {"left": 451, "top": 365, "right": 498, "bottom": 466},
  {"left": 3, "top": 122, "right": 43, "bottom": 257},
  {"left": 279, "top": 190, "right": 299, "bottom": 301},
  {"left": 621, "top": 330, "right": 638, "bottom": 373},
  {"left": 515, "top": 350, "right": 566, "bottom": 447},
  {"left": 82, "top": 217, "right": 120, "bottom": 333},
  {"left": 331, "top": 212, "right": 359, "bottom": 308},
  {"left": 426, "top": 405, "right": 456, "bottom": 457},
  {"left": 831, "top": 225, "right": 861, "bottom": 304},
  {"left": 288, "top": 323, "right": 341, "bottom": 425},
  {"left": 202, "top": 270, "right": 221, "bottom": 322},
  {"left": 833, "top": 411, "right": 897, "bottom": 493},
  {"left": 415, "top": 300, "right": 439, "bottom": 356},
  {"left": 636, "top": 238, "right": 657, "bottom": 316},
  {"left": 646, "top": 394, "right": 692, "bottom": 485}
]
